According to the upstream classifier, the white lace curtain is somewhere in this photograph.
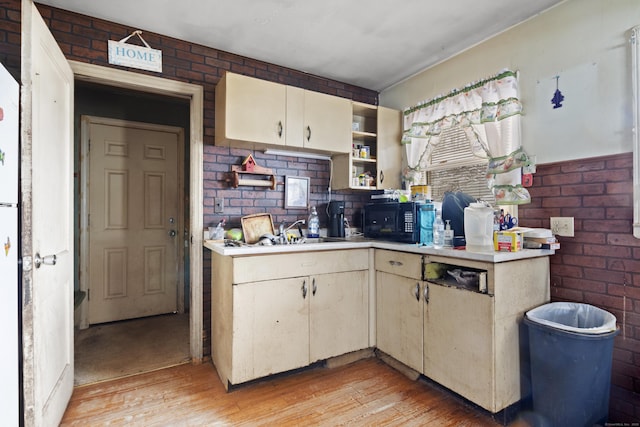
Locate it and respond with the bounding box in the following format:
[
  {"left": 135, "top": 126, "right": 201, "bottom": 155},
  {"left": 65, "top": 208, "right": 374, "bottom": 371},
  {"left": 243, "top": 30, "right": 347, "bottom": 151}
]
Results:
[{"left": 402, "top": 69, "right": 531, "bottom": 204}]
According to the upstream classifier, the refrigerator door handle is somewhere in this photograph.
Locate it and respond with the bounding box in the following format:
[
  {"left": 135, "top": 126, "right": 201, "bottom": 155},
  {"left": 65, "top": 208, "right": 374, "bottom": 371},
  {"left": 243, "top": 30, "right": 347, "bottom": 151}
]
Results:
[{"left": 34, "top": 252, "right": 57, "bottom": 269}]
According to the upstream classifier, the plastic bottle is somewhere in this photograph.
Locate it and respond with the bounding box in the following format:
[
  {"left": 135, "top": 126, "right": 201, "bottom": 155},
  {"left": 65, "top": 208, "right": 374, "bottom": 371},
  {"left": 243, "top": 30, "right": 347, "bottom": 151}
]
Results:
[
  {"left": 432, "top": 210, "right": 444, "bottom": 249},
  {"left": 217, "top": 219, "right": 227, "bottom": 240},
  {"left": 418, "top": 202, "right": 435, "bottom": 246},
  {"left": 307, "top": 206, "right": 320, "bottom": 238},
  {"left": 444, "top": 219, "right": 454, "bottom": 248}
]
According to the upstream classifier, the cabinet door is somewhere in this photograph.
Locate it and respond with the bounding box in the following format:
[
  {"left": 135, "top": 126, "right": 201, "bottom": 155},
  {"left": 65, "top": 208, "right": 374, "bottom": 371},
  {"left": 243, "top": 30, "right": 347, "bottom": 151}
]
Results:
[
  {"left": 310, "top": 270, "right": 368, "bottom": 362},
  {"left": 376, "top": 106, "right": 402, "bottom": 189},
  {"left": 216, "top": 72, "right": 286, "bottom": 146},
  {"left": 423, "top": 283, "right": 494, "bottom": 411},
  {"left": 232, "top": 277, "right": 309, "bottom": 384},
  {"left": 376, "top": 271, "right": 423, "bottom": 372},
  {"left": 303, "top": 90, "right": 351, "bottom": 153},
  {"left": 285, "top": 86, "right": 304, "bottom": 148}
]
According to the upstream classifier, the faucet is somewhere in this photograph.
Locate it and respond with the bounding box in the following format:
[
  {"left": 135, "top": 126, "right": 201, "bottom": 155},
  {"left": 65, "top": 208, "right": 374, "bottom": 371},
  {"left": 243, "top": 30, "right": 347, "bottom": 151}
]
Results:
[{"left": 279, "top": 219, "right": 306, "bottom": 244}]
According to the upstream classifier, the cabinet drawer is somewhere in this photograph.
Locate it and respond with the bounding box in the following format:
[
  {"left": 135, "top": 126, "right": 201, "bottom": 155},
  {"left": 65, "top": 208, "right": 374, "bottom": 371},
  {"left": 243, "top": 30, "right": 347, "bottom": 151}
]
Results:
[
  {"left": 233, "top": 249, "right": 369, "bottom": 284},
  {"left": 375, "top": 249, "right": 422, "bottom": 280}
]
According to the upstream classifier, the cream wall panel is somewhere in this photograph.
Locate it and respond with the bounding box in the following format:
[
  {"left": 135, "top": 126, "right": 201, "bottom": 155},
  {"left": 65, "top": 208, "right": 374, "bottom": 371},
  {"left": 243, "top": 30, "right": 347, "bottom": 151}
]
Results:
[{"left": 380, "top": 0, "right": 640, "bottom": 164}]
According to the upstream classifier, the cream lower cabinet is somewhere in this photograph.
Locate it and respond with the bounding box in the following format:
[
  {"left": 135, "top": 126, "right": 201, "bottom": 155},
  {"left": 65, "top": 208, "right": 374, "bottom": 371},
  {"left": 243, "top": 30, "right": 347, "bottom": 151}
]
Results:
[
  {"left": 423, "top": 281, "right": 494, "bottom": 410},
  {"left": 375, "top": 249, "right": 550, "bottom": 413},
  {"left": 376, "top": 270, "right": 423, "bottom": 372},
  {"left": 211, "top": 249, "right": 369, "bottom": 389},
  {"left": 232, "top": 277, "right": 309, "bottom": 384}
]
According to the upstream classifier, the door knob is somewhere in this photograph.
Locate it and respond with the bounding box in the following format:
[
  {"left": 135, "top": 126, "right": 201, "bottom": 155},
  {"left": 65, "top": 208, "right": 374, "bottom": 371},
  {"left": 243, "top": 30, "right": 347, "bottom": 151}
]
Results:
[
  {"left": 34, "top": 252, "right": 56, "bottom": 269},
  {"left": 168, "top": 230, "right": 177, "bottom": 237}
]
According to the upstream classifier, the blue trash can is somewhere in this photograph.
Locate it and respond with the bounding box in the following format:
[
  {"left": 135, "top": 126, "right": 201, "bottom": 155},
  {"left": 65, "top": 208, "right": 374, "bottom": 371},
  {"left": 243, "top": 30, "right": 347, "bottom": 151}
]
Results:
[{"left": 524, "top": 302, "right": 618, "bottom": 427}]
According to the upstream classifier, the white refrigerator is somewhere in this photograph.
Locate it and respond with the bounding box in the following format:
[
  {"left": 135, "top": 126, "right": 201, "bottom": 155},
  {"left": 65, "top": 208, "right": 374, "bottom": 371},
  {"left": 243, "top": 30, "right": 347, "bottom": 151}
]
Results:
[{"left": 0, "top": 61, "right": 20, "bottom": 425}]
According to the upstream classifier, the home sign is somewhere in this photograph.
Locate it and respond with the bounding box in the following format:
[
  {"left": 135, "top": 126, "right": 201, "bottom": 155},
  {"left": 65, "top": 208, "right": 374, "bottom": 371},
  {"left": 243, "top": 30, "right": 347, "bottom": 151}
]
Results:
[{"left": 108, "top": 30, "right": 162, "bottom": 73}]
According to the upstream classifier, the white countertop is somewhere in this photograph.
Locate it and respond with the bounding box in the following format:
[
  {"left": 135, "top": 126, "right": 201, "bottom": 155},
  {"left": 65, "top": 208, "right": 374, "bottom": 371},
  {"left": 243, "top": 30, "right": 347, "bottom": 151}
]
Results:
[{"left": 203, "top": 238, "right": 554, "bottom": 263}]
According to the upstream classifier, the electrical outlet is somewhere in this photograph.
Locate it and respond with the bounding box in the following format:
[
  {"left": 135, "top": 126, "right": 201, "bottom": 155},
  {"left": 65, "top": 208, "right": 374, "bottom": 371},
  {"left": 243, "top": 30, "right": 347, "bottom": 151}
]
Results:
[
  {"left": 550, "top": 217, "right": 574, "bottom": 237},
  {"left": 214, "top": 197, "right": 224, "bottom": 213}
]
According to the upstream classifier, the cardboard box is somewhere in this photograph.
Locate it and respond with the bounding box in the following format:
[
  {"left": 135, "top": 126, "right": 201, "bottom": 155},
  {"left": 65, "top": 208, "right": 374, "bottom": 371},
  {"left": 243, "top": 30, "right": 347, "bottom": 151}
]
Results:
[{"left": 494, "top": 230, "right": 523, "bottom": 252}]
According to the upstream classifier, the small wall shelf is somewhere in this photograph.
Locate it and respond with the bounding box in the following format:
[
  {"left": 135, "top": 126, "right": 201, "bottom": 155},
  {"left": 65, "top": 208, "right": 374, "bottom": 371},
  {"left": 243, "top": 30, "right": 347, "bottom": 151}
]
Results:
[{"left": 227, "top": 165, "right": 280, "bottom": 189}]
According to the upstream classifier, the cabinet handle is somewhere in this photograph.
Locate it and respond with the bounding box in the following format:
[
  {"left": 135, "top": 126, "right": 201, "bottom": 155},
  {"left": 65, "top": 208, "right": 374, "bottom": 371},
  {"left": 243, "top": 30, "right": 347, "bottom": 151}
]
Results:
[
  {"left": 277, "top": 121, "right": 283, "bottom": 138},
  {"left": 306, "top": 126, "right": 311, "bottom": 142},
  {"left": 424, "top": 284, "right": 429, "bottom": 303},
  {"left": 380, "top": 170, "right": 384, "bottom": 183},
  {"left": 302, "top": 280, "right": 307, "bottom": 299},
  {"left": 312, "top": 278, "right": 317, "bottom": 296},
  {"left": 414, "top": 282, "right": 420, "bottom": 301},
  {"left": 388, "top": 260, "right": 403, "bottom": 267}
]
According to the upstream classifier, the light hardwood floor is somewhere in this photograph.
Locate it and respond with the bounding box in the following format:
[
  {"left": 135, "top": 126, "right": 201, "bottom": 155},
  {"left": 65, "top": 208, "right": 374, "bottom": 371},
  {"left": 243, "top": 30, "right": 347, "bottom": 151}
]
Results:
[{"left": 61, "top": 357, "right": 504, "bottom": 426}]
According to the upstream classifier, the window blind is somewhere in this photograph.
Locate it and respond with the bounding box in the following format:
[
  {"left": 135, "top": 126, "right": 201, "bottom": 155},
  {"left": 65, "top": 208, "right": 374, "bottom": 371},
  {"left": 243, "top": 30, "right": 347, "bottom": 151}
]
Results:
[{"left": 427, "top": 127, "right": 494, "bottom": 203}]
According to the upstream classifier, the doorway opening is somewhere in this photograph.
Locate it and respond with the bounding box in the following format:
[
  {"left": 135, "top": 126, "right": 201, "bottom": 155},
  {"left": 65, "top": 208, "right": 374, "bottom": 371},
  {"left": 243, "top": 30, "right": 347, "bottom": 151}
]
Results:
[
  {"left": 74, "top": 83, "right": 191, "bottom": 384},
  {"left": 69, "top": 62, "right": 205, "bottom": 383}
]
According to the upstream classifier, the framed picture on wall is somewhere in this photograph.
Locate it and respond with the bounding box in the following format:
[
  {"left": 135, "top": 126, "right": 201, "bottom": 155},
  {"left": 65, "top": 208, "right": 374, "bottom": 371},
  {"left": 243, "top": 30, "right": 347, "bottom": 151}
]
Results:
[{"left": 285, "top": 176, "right": 309, "bottom": 209}]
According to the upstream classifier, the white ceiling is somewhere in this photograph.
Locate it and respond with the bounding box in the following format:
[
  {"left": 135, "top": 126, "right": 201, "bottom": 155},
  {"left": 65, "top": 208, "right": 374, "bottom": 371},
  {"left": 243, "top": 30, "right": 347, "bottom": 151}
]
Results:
[{"left": 36, "top": 0, "right": 565, "bottom": 91}]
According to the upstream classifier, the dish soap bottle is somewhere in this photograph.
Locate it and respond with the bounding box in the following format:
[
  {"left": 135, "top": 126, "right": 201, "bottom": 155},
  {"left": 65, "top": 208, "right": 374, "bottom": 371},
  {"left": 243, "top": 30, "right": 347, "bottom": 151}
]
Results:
[
  {"left": 213, "top": 218, "right": 226, "bottom": 240},
  {"left": 444, "top": 219, "right": 454, "bottom": 248},
  {"left": 432, "top": 210, "right": 444, "bottom": 249},
  {"left": 307, "top": 206, "right": 320, "bottom": 238}
]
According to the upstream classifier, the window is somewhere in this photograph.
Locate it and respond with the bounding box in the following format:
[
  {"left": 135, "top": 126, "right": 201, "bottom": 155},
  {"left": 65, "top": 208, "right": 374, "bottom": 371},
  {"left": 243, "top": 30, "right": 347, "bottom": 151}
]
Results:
[{"left": 427, "top": 127, "right": 494, "bottom": 203}]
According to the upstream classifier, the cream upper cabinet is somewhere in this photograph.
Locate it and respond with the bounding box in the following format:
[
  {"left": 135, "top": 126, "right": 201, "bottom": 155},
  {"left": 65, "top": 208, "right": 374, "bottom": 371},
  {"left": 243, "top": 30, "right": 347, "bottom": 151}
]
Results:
[
  {"left": 215, "top": 72, "right": 351, "bottom": 153},
  {"left": 301, "top": 90, "right": 351, "bottom": 153},
  {"left": 284, "top": 86, "right": 304, "bottom": 148},
  {"left": 376, "top": 106, "right": 402, "bottom": 189},
  {"left": 215, "top": 72, "right": 286, "bottom": 146}
]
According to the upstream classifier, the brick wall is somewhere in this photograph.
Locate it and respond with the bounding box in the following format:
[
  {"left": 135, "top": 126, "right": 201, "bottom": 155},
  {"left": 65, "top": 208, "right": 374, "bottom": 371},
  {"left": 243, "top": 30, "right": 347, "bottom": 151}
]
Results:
[
  {"left": 4, "top": 0, "right": 638, "bottom": 420},
  {"left": 2, "top": 1, "right": 376, "bottom": 361},
  {"left": 519, "top": 152, "right": 640, "bottom": 422}
]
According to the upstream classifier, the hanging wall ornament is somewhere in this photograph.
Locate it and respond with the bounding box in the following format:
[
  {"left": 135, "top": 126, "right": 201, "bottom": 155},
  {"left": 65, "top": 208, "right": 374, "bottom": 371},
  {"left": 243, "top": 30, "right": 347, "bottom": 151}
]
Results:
[{"left": 551, "top": 75, "right": 564, "bottom": 109}]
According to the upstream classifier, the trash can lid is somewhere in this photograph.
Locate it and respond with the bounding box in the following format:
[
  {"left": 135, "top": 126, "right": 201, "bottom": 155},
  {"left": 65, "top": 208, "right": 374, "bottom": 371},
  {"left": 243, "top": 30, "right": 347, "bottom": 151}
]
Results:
[{"left": 525, "top": 302, "right": 617, "bottom": 334}]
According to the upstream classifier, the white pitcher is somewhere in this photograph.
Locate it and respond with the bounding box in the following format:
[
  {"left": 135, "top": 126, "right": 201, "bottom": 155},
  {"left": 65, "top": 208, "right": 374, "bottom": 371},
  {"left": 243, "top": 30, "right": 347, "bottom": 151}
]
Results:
[{"left": 464, "top": 202, "right": 494, "bottom": 252}]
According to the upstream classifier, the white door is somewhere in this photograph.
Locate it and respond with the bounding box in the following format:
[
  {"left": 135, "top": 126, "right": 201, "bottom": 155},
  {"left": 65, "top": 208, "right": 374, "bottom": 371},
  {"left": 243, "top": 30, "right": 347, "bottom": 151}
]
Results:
[
  {"left": 0, "top": 60, "right": 19, "bottom": 425},
  {"left": 86, "top": 118, "right": 183, "bottom": 324},
  {"left": 21, "top": 1, "right": 75, "bottom": 426}
]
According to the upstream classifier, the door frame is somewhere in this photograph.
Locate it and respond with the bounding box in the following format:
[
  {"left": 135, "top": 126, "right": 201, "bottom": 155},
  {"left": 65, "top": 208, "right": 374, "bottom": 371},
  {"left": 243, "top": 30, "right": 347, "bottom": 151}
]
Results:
[
  {"left": 80, "top": 116, "right": 186, "bottom": 325},
  {"left": 70, "top": 61, "right": 204, "bottom": 362}
]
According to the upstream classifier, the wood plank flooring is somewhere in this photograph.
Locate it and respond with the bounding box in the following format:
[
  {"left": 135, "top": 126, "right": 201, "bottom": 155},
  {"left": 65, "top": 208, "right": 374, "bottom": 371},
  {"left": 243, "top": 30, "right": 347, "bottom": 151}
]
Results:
[{"left": 61, "top": 357, "right": 502, "bottom": 426}]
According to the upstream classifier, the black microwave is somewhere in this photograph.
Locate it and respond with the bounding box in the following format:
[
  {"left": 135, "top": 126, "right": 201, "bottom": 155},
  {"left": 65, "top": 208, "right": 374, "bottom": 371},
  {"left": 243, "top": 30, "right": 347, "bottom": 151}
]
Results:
[{"left": 363, "top": 202, "right": 418, "bottom": 243}]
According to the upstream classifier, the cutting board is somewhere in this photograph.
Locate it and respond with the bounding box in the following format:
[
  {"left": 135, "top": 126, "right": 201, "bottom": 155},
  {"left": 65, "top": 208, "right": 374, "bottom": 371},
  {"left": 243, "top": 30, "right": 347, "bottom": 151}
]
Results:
[{"left": 241, "top": 213, "right": 275, "bottom": 244}]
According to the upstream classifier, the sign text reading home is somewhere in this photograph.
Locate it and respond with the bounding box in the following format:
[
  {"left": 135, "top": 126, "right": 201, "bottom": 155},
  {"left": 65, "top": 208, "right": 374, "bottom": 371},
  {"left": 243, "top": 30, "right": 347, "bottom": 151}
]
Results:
[{"left": 108, "top": 31, "right": 162, "bottom": 73}]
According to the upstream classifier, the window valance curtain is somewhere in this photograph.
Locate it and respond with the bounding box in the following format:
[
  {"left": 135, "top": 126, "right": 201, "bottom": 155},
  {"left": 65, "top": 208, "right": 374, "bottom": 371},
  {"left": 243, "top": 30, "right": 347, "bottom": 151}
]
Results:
[{"left": 402, "top": 69, "right": 531, "bottom": 204}]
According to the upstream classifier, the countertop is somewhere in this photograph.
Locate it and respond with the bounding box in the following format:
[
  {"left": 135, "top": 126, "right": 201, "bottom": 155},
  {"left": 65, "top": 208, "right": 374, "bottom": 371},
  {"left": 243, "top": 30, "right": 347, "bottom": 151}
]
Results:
[{"left": 203, "top": 237, "right": 554, "bottom": 263}]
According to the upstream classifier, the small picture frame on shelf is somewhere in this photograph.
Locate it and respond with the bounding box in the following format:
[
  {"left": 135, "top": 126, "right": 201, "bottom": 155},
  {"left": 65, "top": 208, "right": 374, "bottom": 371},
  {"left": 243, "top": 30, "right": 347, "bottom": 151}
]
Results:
[{"left": 285, "top": 176, "right": 309, "bottom": 209}]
